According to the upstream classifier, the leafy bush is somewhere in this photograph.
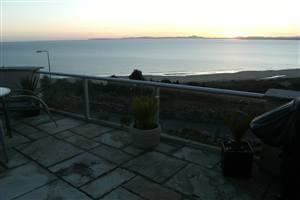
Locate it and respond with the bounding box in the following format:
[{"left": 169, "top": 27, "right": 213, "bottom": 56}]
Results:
[
  {"left": 19, "top": 74, "right": 41, "bottom": 95},
  {"left": 129, "top": 69, "right": 144, "bottom": 80},
  {"left": 132, "top": 96, "right": 158, "bottom": 129},
  {"left": 161, "top": 79, "right": 171, "bottom": 83}
]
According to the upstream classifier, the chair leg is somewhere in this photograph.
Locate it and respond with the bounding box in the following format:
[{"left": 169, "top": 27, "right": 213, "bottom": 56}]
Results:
[
  {"left": 0, "top": 120, "right": 8, "bottom": 163},
  {"left": 2, "top": 97, "right": 12, "bottom": 138}
]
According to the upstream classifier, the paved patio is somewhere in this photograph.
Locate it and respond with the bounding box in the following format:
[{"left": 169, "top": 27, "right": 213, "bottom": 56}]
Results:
[{"left": 1, "top": 113, "right": 280, "bottom": 200}]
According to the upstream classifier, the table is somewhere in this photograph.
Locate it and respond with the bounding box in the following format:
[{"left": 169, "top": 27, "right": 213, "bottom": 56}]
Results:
[{"left": 0, "top": 87, "right": 12, "bottom": 137}]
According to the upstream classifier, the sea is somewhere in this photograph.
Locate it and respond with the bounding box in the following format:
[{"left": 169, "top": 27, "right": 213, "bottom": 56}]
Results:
[{"left": 1, "top": 39, "right": 299, "bottom": 76}]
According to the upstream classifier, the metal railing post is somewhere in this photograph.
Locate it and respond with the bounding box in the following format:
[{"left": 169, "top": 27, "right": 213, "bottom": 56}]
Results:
[
  {"left": 83, "top": 78, "right": 90, "bottom": 119},
  {"left": 154, "top": 87, "right": 160, "bottom": 124}
]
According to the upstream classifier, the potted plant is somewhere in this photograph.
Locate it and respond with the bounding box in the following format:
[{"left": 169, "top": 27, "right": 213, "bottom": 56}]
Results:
[
  {"left": 17, "top": 74, "right": 42, "bottom": 117},
  {"left": 221, "top": 110, "right": 254, "bottom": 178},
  {"left": 130, "top": 96, "right": 161, "bottom": 149}
]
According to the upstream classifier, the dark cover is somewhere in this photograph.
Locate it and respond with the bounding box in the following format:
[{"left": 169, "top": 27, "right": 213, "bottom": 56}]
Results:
[{"left": 250, "top": 99, "right": 298, "bottom": 147}]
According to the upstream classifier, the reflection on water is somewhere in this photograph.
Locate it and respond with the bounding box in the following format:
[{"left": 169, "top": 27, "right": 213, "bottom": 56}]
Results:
[{"left": 2, "top": 39, "right": 299, "bottom": 76}]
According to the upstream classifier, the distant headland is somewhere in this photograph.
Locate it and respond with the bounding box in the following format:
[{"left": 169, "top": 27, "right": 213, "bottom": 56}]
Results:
[{"left": 89, "top": 35, "right": 300, "bottom": 41}]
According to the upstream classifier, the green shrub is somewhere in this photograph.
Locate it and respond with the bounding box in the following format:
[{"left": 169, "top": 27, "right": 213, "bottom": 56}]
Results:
[
  {"left": 129, "top": 69, "right": 144, "bottom": 80},
  {"left": 132, "top": 96, "right": 158, "bottom": 129},
  {"left": 161, "top": 79, "right": 171, "bottom": 83},
  {"left": 19, "top": 74, "right": 41, "bottom": 95}
]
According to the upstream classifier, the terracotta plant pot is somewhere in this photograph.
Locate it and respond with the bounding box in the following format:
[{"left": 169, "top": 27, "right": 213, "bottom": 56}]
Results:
[{"left": 130, "top": 123, "right": 161, "bottom": 149}]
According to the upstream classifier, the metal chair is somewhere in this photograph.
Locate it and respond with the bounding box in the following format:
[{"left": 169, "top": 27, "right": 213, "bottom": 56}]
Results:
[
  {"left": 7, "top": 89, "right": 57, "bottom": 127},
  {"left": 0, "top": 89, "right": 57, "bottom": 135}
]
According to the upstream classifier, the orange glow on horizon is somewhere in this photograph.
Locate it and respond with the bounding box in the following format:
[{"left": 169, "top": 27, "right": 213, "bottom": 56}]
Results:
[{"left": 2, "top": 0, "right": 300, "bottom": 41}]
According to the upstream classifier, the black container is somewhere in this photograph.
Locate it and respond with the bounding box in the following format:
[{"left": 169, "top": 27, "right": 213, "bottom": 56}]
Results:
[
  {"left": 22, "top": 107, "right": 40, "bottom": 117},
  {"left": 221, "top": 141, "right": 254, "bottom": 178}
]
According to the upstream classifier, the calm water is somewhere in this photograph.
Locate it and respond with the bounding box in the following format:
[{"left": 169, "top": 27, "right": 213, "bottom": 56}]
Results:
[{"left": 1, "top": 39, "right": 299, "bottom": 76}]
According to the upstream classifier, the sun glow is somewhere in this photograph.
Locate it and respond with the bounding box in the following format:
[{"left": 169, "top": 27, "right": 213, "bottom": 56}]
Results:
[
  {"left": 223, "top": 32, "right": 248, "bottom": 38},
  {"left": 2, "top": 0, "right": 300, "bottom": 41}
]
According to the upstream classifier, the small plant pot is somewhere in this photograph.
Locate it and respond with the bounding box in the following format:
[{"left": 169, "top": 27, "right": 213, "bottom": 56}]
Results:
[
  {"left": 221, "top": 140, "right": 254, "bottom": 178},
  {"left": 130, "top": 123, "right": 161, "bottom": 149}
]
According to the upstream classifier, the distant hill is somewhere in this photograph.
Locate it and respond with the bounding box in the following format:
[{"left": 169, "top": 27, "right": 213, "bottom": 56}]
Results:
[
  {"left": 89, "top": 36, "right": 300, "bottom": 41},
  {"left": 89, "top": 36, "right": 207, "bottom": 40},
  {"left": 235, "top": 36, "right": 300, "bottom": 40}
]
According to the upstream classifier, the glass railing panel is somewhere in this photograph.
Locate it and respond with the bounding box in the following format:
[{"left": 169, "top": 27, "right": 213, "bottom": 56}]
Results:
[
  {"left": 40, "top": 75, "right": 85, "bottom": 115},
  {"left": 39, "top": 72, "right": 270, "bottom": 148},
  {"left": 88, "top": 79, "right": 154, "bottom": 126},
  {"left": 159, "top": 88, "right": 267, "bottom": 147}
]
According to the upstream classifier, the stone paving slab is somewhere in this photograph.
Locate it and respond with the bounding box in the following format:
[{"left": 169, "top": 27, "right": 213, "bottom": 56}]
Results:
[
  {"left": 231, "top": 194, "right": 257, "bottom": 200},
  {"left": 54, "top": 130, "right": 76, "bottom": 139},
  {"left": 14, "top": 179, "right": 91, "bottom": 200},
  {"left": 173, "top": 146, "right": 220, "bottom": 169},
  {"left": 94, "top": 130, "right": 131, "bottom": 148},
  {"left": 64, "top": 134, "right": 100, "bottom": 150},
  {"left": 165, "top": 163, "right": 254, "bottom": 200},
  {"left": 122, "top": 145, "right": 145, "bottom": 156},
  {"left": 124, "top": 176, "right": 182, "bottom": 200},
  {"left": 37, "top": 118, "right": 84, "bottom": 134},
  {"left": 124, "top": 151, "right": 187, "bottom": 183},
  {"left": 6, "top": 116, "right": 279, "bottom": 200},
  {"left": 0, "top": 163, "right": 57, "bottom": 200},
  {"left": 5, "top": 132, "right": 31, "bottom": 148},
  {"left": 21, "top": 114, "right": 62, "bottom": 126},
  {"left": 263, "top": 182, "right": 282, "bottom": 200},
  {"left": 13, "top": 124, "right": 48, "bottom": 140},
  {"left": 91, "top": 145, "right": 132, "bottom": 164},
  {"left": 0, "top": 149, "right": 30, "bottom": 168},
  {"left": 49, "top": 152, "right": 116, "bottom": 187},
  {"left": 13, "top": 123, "right": 42, "bottom": 137},
  {"left": 21, "top": 130, "right": 49, "bottom": 140},
  {"left": 81, "top": 168, "right": 135, "bottom": 199},
  {"left": 225, "top": 164, "right": 274, "bottom": 200},
  {"left": 0, "top": 165, "right": 5, "bottom": 173},
  {"left": 154, "top": 142, "right": 180, "bottom": 154},
  {"left": 10, "top": 118, "right": 21, "bottom": 126},
  {"left": 101, "top": 187, "right": 143, "bottom": 200},
  {"left": 71, "top": 123, "right": 114, "bottom": 138},
  {"left": 17, "top": 137, "right": 83, "bottom": 167}
]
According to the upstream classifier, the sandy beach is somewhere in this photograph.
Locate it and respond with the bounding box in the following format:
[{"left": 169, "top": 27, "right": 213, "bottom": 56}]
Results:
[{"left": 142, "top": 69, "right": 300, "bottom": 83}]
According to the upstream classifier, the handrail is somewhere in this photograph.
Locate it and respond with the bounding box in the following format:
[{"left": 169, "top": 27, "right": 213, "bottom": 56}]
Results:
[{"left": 38, "top": 71, "right": 264, "bottom": 99}]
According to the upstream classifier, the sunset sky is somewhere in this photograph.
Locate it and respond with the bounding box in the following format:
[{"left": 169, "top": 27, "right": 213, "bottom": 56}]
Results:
[{"left": 1, "top": 0, "right": 300, "bottom": 41}]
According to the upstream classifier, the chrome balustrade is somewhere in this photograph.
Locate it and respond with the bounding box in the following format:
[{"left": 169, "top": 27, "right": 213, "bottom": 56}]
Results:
[{"left": 38, "top": 71, "right": 265, "bottom": 122}]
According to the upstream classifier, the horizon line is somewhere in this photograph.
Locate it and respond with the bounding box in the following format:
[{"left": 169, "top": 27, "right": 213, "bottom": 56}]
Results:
[
  {"left": 2, "top": 35, "right": 300, "bottom": 43},
  {"left": 90, "top": 35, "right": 300, "bottom": 40}
]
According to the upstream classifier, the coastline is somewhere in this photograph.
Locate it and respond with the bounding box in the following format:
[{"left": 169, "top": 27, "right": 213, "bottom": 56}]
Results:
[
  {"left": 47, "top": 68, "right": 300, "bottom": 84},
  {"left": 89, "top": 36, "right": 300, "bottom": 41},
  {"left": 141, "top": 69, "right": 300, "bottom": 83}
]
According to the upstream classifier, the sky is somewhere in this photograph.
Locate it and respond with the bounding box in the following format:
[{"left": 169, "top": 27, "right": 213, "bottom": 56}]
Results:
[{"left": 1, "top": 0, "right": 300, "bottom": 41}]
